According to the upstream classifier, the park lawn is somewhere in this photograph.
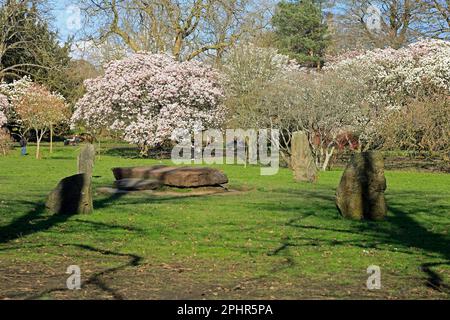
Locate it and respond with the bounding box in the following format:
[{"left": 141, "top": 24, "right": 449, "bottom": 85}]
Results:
[{"left": 0, "top": 143, "right": 449, "bottom": 299}]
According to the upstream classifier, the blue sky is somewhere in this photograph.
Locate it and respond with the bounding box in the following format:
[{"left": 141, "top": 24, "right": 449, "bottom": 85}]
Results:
[{"left": 51, "top": 0, "right": 82, "bottom": 41}]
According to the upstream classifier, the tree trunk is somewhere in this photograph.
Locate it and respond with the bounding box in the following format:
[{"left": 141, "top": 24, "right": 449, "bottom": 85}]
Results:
[
  {"left": 97, "top": 135, "right": 101, "bottom": 160},
  {"left": 35, "top": 129, "right": 41, "bottom": 159},
  {"left": 173, "top": 33, "right": 183, "bottom": 61},
  {"left": 50, "top": 124, "right": 53, "bottom": 154},
  {"left": 322, "top": 146, "right": 335, "bottom": 171}
]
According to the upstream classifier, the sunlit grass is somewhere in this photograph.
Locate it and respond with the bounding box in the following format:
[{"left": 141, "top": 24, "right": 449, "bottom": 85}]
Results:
[{"left": 0, "top": 143, "right": 449, "bottom": 299}]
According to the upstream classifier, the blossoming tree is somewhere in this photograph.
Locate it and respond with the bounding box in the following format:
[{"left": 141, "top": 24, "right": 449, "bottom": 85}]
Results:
[
  {"left": 325, "top": 39, "right": 450, "bottom": 108},
  {"left": 0, "top": 93, "right": 8, "bottom": 127},
  {"left": 72, "top": 53, "right": 226, "bottom": 155},
  {"left": 15, "top": 83, "right": 68, "bottom": 159},
  {"left": 325, "top": 39, "right": 450, "bottom": 150},
  {"left": 0, "top": 77, "right": 34, "bottom": 137},
  {"left": 1, "top": 77, "right": 70, "bottom": 155}
]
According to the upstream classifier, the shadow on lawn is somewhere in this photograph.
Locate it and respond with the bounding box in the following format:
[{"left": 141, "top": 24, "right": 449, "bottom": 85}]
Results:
[
  {"left": 14, "top": 244, "right": 143, "bottom": 300},
  {"left": 0, "top": 202, "right": 69, "bottom": 244},
  {"left": 0, "top": 189, "right": 223, "bottom": 245},
  {"left": 263, "top": 189, "right": 450, "bottom": 294},
  {"left": 386, "top": 205, "right": 450, "bottom": 293},
  {"left": 103, "top": 146, "right": 141, "bottom": 159},
  {"left": 0, "top": 191, "right": 128, "bottom": 244},
  {"left": 0, "top": 191, "right": 146, "bottom": 299}
]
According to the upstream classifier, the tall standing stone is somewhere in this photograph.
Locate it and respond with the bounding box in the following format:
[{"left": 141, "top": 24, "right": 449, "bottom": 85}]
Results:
[
  {"left": 76, "top": 144, "right": 95, "bottom": 214},
  {"left": 336, "top": 152, "right": 387, "bottom": 221},
  {"left": 291, "top": 131, "right": 317, "bottom": 183},
  {"left": 78, "top": 144, "right": 96, "bottom": 177}
]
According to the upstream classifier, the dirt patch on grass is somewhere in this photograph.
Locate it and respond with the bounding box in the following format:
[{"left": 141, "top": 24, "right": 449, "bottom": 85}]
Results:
[{"left": 1, "top": 260, "right": 448, "bottom": 300}]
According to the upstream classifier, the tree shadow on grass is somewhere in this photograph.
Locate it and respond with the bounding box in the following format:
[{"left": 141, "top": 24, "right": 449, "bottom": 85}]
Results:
[
  {"left": 383, "top": 205, "right": 450, "bottom": 293},
  {"left": 103, "top": 146, "right": 141, "bottom": 159},
  {"left": 0, "top": 190, "right": 129, "bottom": 245},
  {"left": 4, "top": 243, "right": 143, "bottom": 300},
  {"left": 0, "top": 187, "right": 230, "bottom": 245},
  {"left": 0, "top": 203, "right": 70, "bottom": 245},
  {"left": 249, "top": 187, "right": 450, "bottom": 294}
]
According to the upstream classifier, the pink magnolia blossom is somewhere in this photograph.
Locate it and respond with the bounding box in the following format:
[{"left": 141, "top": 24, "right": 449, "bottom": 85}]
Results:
[
  {"left": 72, "top": 53, "right": 226, "bottom": 149},
  {"left": 0, "top": 94, "right": 8, "bottom": 127}
]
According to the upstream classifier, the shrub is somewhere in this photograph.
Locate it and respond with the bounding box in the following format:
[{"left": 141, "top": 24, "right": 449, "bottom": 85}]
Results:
[
  {"left": 0, "top": 129, "right": 13, "bottom": 156},
  {"left": 379, "top": 95, "right": 450, "bottom": 156}
]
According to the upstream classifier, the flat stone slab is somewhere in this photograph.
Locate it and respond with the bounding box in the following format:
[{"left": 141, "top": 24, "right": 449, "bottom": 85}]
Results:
[
  {"left": 113, "top": 179, "right": 162, "bottom": 191},
  {"left": 96, "top": 186, "right": 234, "bottom": 197},
  {"left": 112, "top": 166, "right": 228, "bottom": 188}
]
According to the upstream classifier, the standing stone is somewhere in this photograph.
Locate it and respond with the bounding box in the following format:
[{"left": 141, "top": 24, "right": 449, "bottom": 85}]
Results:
[
  {"left": 46, "top": 174, "right": 93, "bottom": 215},
  {"left": 78, "top": 144, "right": 95, "bottom": 177},
  {"left": 336, "top": 152, "right": 387, "bottom": 221},
  {"left": 291, "top": 131, "right": 317, "bottom": 183},
  {"left": 75, "top": 144, "right": 95, "bottom": 214}
]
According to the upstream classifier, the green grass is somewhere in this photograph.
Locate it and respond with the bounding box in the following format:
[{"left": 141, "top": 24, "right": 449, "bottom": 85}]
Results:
[{"left": 0, "top": 143, "right": 449, "bottom": 299}]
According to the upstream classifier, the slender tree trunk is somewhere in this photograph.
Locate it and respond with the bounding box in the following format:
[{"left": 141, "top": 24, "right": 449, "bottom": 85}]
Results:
[
  {"left": 50, "top": 124, "right": 53, "bottom": 154},
  {"left": 97, "top": 136, "right": 101, "bottom": 160},
  {"left": 173, "top": 32, "right": 183, "bottom": 61},
  {"left": 322, "top": 146, "right": 335, "bottom": 171},
  {"left": 35, "top": 129, "right": 41, "bottom": 159}
]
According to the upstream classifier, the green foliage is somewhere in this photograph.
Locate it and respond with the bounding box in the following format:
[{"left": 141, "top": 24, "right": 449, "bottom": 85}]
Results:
[{"left": 272, "top": 0, "right": 329, "bottom": 67}]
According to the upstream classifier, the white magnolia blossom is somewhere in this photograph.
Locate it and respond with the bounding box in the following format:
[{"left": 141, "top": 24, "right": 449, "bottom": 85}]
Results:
[
  {"left": 325, "top": 39, "right": 450, "bottom": 110},
  {"left": 0, "top": 76, "right": 34, "bottom": 126}
]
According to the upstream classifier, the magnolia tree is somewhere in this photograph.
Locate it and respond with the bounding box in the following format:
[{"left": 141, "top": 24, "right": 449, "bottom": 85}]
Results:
[
  {"left": 222, "top": 44, "right": 365, "bottom": 169},
  {"left": 248, "top": 70, "right": 369, "bottom": 170},
  {"left": 72, "top": 53, "right": 226, "bottom": 155},
  {"left": 0, "top": 93, "right": 8, "bottom": 127},
  {"left": 0, "top": 93, "right": 10, "bottom": 156}
]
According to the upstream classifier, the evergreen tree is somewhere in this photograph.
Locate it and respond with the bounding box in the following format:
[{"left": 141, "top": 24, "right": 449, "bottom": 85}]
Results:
[
  {"left": 272, "top": 0, "right": 329, "bottom": 67},
  {"left": 0, "top": 0, "right": 80, "bottom": 104}
]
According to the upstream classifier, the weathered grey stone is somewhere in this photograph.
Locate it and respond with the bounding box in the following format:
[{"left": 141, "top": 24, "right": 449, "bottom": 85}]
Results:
[
  {"left": 78, "top": 144, "right": 95, "bottom": 177},
  {"left": 336, "top": 152, "right": 387, "bottom": 221},
  {"left": 291, "top": 131, "right": 317, "bottom": 183},
  {"left": 113, "top": 179, "right": 162, "bottom": 191},
  {"left": 112, "top": 166, "right": 228, "bottom": 188},
  {"left": 46, "top": 174, "right": 93, "bottom": 215}
]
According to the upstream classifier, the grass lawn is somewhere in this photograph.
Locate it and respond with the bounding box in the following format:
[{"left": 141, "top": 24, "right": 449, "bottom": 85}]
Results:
[{"left": 0, "top": 143, "right": 449, "bottom": 300}]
